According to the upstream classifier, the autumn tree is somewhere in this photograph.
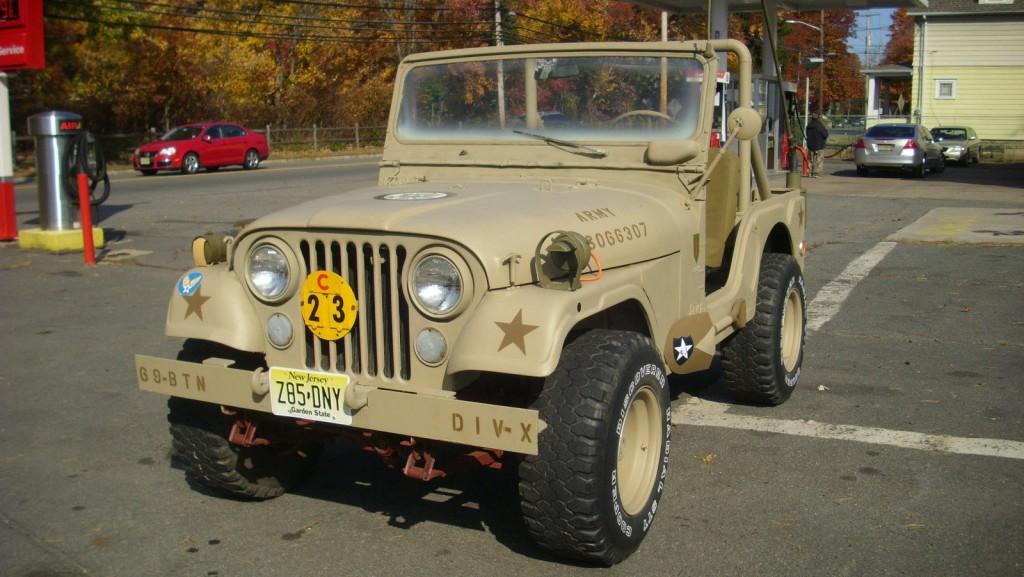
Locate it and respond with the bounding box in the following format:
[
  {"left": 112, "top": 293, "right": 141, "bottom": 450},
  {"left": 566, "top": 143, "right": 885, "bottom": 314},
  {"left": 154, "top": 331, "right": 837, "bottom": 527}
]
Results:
[{"left": 882, "top": 8, "right": 915, "bottom": 65}]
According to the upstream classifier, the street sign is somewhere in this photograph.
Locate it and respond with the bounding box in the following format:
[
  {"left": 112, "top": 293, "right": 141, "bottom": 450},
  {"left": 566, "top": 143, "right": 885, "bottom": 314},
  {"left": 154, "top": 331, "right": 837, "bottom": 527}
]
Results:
[{"left": 0, "top": 0, "right": 44, "bottom": 70}]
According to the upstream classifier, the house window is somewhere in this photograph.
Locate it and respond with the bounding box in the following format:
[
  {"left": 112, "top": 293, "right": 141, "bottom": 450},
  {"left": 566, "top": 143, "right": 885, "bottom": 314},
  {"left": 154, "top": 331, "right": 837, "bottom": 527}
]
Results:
[{"left": 935, "top": 79, "right": 957, "bottom": 99}]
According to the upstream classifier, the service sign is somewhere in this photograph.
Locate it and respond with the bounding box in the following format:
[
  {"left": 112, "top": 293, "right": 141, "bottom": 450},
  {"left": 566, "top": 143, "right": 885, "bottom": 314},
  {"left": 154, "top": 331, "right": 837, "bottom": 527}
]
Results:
[{"left": 0, "top": 0, "right": 44, "bottom": 70}]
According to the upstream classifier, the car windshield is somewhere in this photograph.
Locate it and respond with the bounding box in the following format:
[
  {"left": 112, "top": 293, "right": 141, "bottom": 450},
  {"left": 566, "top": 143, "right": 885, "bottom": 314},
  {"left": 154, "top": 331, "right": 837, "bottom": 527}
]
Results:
[
  {"left": 397, "top": 55, "right": 704, "bottom": 142},
  {"left": 865, "top": 125, "right": 915, "bottom": 139},
  {"left": 932, "top": 128, "right": 967, "bottom": 140},
  {"left": 161, "top": 126, "right": 203, "bottom": 141}
]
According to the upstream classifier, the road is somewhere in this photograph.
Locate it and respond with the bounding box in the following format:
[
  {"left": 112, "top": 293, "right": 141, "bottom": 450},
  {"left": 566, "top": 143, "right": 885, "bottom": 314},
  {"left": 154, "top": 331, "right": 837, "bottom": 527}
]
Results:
[{"left": 1, "top": 158, "right": 1022, "bottom": 577}]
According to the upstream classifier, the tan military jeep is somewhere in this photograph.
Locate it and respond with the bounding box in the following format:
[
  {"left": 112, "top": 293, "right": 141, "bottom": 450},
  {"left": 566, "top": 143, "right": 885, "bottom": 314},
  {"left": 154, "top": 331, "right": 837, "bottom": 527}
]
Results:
[{"left": 136, "top": 40, "right": 806, "bottom": 565}]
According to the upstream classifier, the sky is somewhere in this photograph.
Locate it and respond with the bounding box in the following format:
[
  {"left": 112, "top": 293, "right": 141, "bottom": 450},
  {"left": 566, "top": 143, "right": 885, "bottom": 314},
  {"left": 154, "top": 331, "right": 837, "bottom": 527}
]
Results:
[{"left": 848, "top": 8, "right": 895, "bottom": 65}]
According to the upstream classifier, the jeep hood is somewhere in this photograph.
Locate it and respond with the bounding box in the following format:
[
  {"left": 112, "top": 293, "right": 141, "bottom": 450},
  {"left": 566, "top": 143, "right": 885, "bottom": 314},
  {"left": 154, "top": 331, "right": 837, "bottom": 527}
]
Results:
[{"left": 243, "top": 181, "right": 687, "bottom": 289}]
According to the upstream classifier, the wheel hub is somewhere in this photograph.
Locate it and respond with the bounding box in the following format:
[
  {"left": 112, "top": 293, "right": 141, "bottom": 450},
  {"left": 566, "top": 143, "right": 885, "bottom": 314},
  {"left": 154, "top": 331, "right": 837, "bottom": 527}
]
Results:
[
  {"left": 781, "top": 287, "right": 803, "bottom": 372},
  {"left": 617, "top": 385, "right": 663, "bottom": 516}
]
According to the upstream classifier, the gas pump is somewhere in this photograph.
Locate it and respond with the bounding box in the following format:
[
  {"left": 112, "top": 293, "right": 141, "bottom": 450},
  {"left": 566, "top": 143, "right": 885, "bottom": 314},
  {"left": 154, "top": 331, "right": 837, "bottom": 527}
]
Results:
[{"left": 63, "top": 131, "right": 110, "bottom": 206}]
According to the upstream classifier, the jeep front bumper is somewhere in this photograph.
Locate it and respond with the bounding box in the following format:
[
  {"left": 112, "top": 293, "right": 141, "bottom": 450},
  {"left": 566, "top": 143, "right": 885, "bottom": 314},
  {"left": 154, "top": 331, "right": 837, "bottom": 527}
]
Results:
[{"left": 135, "top": 354, "right": 541, "bottom": 454}]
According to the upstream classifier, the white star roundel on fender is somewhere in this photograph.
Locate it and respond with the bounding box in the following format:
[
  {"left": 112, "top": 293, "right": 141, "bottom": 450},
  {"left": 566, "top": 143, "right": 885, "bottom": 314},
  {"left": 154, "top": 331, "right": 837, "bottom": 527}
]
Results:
[{"left": 673, "top": 336, "right": 694, "bottom": 365}]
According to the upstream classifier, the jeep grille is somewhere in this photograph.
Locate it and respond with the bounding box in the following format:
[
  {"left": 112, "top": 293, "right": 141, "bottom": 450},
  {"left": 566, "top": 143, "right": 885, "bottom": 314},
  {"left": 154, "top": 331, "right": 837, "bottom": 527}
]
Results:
[{"left": 299, "top": 238, "right": 411, "bottom": 381}]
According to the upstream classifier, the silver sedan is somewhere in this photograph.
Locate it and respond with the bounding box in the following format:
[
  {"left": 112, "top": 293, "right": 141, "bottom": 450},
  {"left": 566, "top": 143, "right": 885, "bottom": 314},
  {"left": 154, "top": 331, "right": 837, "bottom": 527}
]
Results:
[{"left": 855, "top": 124, "right": 945, "bottom": 178}]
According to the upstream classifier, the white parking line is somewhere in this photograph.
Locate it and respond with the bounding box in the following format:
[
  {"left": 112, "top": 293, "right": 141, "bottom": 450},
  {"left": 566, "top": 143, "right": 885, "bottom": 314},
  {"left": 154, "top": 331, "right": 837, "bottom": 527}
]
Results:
[
  {"left": 806, "top": 240, "right": 897, "bottom": 332},
  {"left": 673, "top": 240, "right": 1024, "bottom": 460},
  {"left": 672, "top": 399, "right": 1024, "bottom": 460}
]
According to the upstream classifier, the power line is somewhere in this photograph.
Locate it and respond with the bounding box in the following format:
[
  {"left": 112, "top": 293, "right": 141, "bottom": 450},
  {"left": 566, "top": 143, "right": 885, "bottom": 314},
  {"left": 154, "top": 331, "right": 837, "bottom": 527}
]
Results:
[
  {"left": 268, "top": 0, "right": 454, "bottom": 11},
  {"left": 46, "top": 12, "right": 487, "bottom": 44},
  {"left": 85, "top": 0, "right": 490, "bottom": 36},
  {"left": 105, "top": 0, "right": 492, "bottom": 28}
]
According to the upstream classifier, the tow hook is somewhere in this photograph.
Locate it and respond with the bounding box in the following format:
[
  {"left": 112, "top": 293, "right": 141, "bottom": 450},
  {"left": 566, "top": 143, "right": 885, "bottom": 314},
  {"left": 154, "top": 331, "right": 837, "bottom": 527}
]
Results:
[{"left": 228, "top": 418, "right": 270, "bottom": 447}]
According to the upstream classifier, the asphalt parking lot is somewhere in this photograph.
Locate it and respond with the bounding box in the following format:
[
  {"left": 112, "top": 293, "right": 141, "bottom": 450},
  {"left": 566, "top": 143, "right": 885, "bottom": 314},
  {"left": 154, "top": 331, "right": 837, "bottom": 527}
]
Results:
[{"left": 1, "top": 158, "right": 1022, "bottom": 577}]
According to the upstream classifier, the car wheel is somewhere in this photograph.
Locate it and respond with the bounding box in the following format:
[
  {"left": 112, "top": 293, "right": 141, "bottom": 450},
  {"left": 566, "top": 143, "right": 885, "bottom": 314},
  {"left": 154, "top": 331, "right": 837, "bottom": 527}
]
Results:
[
  {"left": 935, "top": 155, "right": 946, "bottom": 174},
  {"left": 140, "top": 169, "right": 158, "bottom": 176},
  {"left": 519, "top": 329, "right": 671, "bottom": 565},
  {"left": 181, "top": 152, "right": 200, "bottom": 175},
  {"left": 720, "top": 253, "right": 806, "bottom": 406},
  {"left": 243, "top": 149, "right": 260, "bottom": 170},
  {"left": 856, "top": 165, "right": 869, "bottom": 176},
  {"left": 914, "top": 157, "right": 927, "bottom": 178}
]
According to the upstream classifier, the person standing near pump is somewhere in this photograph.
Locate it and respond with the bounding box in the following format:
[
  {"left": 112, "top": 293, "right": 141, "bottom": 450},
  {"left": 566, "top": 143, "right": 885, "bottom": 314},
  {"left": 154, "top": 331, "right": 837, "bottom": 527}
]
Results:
[{"left": 806, "top": 114, "right": 829, "bottom": 178}]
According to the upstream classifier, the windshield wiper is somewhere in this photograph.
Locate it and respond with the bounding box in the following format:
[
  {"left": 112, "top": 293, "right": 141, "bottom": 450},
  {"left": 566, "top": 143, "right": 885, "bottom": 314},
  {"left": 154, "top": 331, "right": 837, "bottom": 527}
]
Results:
[{"left": 512, "top": 130, "right": 607, "bottom": 158}]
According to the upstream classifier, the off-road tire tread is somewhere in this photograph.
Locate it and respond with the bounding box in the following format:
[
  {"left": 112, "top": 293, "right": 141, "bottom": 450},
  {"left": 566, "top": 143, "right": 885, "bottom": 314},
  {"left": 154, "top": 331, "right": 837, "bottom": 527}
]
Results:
[
  {"left": 720, "top": 253, "right": 804, "bottom": 406},
  {"left": 166, "top": 340, "right": 319, "bottom": 500},
  {"left": 168, "top": 398, "right": 285, "bottom": 500},
  {"left": 519, "top": 329, "right": 662, "bottom": 565}
]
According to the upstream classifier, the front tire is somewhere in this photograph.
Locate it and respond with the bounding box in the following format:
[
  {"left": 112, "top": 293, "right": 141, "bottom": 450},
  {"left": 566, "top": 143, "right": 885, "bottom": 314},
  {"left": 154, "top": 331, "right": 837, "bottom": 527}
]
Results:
[
  {"left": 181, "top": 152, "right": 200, "bottom": 175},
  {"left": 720, "top": 253, "right": 806, "bottom": 406},
  {"left": 519, "top": 330, "right": 671, "bottom": 565},
  {"left": 167, "top": 341, "right": 322, "bottom": 500}
]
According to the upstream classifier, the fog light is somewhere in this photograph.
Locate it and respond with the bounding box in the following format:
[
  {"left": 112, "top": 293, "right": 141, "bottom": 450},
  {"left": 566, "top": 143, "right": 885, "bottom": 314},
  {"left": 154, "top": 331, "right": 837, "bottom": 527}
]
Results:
[
  {"left": 267, "top": 313, "right": 293, "bottom": 348},
  {"left": 415, "top": 328, "right": 447, "bottom": 365}
]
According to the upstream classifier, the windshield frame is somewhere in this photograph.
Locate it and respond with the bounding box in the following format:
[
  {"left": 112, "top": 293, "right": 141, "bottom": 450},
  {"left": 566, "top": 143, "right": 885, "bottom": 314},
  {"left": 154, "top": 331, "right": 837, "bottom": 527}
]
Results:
[{"left": 391, "top": 48, "right": 713, "bottom": 148}]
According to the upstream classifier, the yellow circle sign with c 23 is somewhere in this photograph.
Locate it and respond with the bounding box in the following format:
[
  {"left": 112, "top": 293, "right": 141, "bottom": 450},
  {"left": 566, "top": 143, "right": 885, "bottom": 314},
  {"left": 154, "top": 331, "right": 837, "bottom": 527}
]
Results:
[{"left": 300, "top": 271, "right": 358, "bottom": 341}]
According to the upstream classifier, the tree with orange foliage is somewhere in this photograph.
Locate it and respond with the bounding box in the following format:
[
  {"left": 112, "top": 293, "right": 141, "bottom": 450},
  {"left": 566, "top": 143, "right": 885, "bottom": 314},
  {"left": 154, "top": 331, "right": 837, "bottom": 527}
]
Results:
[{"left": 882, "top": 8, "right": 915, "bottom": 65}]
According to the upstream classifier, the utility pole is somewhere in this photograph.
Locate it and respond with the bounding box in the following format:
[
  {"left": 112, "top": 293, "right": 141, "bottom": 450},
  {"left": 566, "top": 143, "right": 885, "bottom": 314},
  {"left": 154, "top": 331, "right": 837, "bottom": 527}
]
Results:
[
  {"left": 495, "top": 0, "right": 506, "bottom": 128},
  {"left": 819, "top": 10, "right": 825, "bottom": 116},
  {"left": 864, "top": 13, "right": 876, "bottom": 67}
]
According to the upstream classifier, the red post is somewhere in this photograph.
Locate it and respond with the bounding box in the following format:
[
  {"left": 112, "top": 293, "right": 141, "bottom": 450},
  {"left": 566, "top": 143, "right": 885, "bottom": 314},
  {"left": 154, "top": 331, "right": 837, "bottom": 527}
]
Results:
[
  {"left": 77, "top": 172, "right": 95, "bottom": 265},
  {"left": 0, "top": 180, "right": 14, "bottom": 240}
]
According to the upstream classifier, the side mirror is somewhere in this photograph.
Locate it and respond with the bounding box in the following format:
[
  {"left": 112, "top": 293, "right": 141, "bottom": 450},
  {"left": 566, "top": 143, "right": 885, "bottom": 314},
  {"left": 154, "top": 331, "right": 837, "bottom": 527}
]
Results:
[
  {"left": 727, "top": 107, "right": 762, "bottom": 141},
  {"left": 203, "top": 134, "right": 213, "bottom": 142},
  {"left": 645, "top": 139, "right": 701, "bottom": 166}
]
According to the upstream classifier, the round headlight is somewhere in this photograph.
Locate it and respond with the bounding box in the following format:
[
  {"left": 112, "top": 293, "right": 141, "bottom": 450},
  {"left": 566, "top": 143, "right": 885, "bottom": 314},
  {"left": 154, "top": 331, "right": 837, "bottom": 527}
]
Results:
[
  {"left": 248, "top": 244, "right": 290, "bottom": 300},
  {"left": 413, "top": 255, "right": 463, "bottom": 316}
]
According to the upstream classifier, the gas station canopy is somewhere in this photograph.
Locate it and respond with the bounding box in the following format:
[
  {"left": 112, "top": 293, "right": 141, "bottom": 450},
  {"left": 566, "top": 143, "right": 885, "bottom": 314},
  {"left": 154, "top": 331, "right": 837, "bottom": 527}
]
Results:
[{"left": 636, "top": 0, "right": 927, "bottom": 11}]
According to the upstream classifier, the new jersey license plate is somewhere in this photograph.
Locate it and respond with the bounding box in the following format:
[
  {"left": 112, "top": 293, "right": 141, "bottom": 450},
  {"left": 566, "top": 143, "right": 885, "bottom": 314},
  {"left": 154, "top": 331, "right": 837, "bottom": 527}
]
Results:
[{"left": 269, "top": 367, "right": 352, "bottom": 425}]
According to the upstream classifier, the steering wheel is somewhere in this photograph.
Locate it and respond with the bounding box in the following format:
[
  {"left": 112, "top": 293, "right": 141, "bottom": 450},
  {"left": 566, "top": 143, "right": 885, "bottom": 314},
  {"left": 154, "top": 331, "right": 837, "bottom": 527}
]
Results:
[{"left": 610, "top": 110, "right": 678, "bottom": 126}]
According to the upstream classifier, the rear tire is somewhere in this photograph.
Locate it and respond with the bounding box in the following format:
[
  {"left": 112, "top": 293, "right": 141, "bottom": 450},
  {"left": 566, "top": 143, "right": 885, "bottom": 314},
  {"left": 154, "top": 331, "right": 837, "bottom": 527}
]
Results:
[
  {"left": 243, "top": 148, "right": 260, "bottom": 170},
  {"left": 913, "top": 157, "right": 927, "bottom": 178},
  {"left": 167, "top": 341, "right": 322, "bottom": 500},
  {"left": 519, "top": 330, "right": 671, "bottom": 565},
  {"left": 720, "top": 253, "right": 806, "bottom": 406}
]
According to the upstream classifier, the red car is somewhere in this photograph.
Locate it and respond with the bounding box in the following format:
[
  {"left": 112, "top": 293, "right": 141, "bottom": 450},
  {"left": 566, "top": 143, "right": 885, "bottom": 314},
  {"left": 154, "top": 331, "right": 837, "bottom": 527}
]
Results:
[{"left": 132, "top": 122, "right": 269, "bottom": 175}]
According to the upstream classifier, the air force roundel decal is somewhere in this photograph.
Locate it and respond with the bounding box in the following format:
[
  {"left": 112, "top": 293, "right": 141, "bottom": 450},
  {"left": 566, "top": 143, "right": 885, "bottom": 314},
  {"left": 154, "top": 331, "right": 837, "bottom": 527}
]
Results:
[{"left": 673, "top": 336, "right": 694, "bottom": 365}]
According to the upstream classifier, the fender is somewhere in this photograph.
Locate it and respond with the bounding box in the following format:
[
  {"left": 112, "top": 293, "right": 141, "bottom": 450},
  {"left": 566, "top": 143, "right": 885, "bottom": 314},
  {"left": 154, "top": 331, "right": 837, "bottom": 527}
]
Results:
[
  {"left": 165, "top": 265, "right": 265, "bottom": 353},
  {"left": 446, "top": 260, "right": 672, "bottom": 379},
  {"left": 706, "top": 192, "right": 805, "bottom": 336}
]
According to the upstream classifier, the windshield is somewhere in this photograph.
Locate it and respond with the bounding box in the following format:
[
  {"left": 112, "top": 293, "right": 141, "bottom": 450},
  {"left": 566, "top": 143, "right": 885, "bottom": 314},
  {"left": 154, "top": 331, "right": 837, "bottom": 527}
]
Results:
[
  {"left": 162, "top": 126, "right": 203, "bottom": 141},
  {"left": 398, "top": 55, "right": 704, "bottom": 142},
  {"left": 932, "top": 128, "right": 967, "bottom": 140}
]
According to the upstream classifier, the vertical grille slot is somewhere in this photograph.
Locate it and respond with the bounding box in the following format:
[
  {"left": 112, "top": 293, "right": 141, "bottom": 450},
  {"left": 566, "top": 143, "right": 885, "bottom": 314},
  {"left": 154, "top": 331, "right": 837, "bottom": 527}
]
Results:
[
  {"left": 294, "top": 235, "right": 411, "bottom": 383},
  {"left": 347, "top": 242, "right": 362, "bottom": 374},
  {"left": 330, "top": 241, "right": 346, "bottom": 372},
  {"left": 397, "top": 246, "right": 410, "bottom": 379},
  {"left": 362, "top": 243, "right": 378, "bottom": 376},
  {"left": 300, "top": 240, "right": 315, "bottom": 369}
]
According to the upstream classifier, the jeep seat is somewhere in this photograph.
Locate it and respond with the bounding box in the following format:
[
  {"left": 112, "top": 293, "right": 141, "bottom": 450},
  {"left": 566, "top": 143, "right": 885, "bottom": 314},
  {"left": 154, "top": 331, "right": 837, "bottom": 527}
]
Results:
[{"left": 705, "top": 148, "right": 739, "bottom": 268}]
